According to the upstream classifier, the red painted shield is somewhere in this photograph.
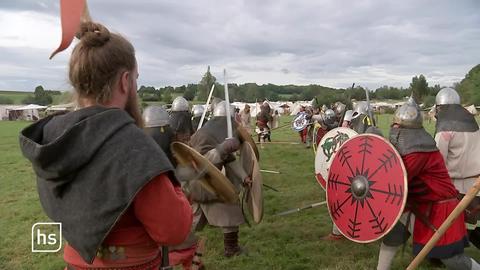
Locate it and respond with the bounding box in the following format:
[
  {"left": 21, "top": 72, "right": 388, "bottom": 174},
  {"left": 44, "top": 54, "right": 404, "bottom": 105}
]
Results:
[{"left": 327, "top": 134, "right": 407, "bottom": 243}]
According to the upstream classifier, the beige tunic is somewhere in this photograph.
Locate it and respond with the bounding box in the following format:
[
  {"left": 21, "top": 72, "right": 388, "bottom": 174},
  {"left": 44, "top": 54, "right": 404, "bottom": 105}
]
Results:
[
  {"left": 191, "top": 149, "right": 247, "bottom": 228},
  {"left": 435, "top": 130, "right": 480, "bottom": 194},
  {"left": 240, "top": 111, "right": 251, "bottom": 133}
]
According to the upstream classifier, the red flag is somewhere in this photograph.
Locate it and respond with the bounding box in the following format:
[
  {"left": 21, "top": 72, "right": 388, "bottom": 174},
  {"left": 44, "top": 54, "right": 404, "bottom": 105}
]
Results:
[{"left": 49, "top": 0, "right": 91, "bottom": 59}]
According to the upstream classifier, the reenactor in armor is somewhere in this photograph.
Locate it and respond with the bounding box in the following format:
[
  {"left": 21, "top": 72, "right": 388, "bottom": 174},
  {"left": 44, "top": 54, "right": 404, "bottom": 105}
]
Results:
[
  {"left": 191, "top": 104, "right": 206, "bottom": 131},
  {"left": 350, "top": 101, "right": 374, "bottom": 134},
  {"left": 376, "top": 97, "right": 477, "bottom": 270},
  {"left": 434, "top": 87, "right": 480, "bottom": 248},
  {"left": 189, "top": 101, "right": 252, "bottom": 257},
  {"left": 170, "top": 96, "right": 194, "bottom": 143}
]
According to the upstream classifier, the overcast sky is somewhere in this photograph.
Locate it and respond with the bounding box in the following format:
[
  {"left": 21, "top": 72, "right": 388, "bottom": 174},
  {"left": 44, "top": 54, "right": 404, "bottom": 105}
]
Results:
[{"left": 0, "top": 0, "right": 479, "bottom": 92}]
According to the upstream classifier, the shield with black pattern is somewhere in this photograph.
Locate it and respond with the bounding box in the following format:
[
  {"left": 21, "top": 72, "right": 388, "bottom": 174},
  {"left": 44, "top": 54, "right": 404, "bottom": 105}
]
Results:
[{"left": 327, "top": 134, "right": 407, "bottom": 243}]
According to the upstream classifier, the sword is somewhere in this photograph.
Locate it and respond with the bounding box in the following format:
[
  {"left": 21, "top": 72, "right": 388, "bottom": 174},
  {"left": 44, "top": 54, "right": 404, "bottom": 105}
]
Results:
[
  {"left": 197, "top": 84, "right": 215, "bottom": 130},
  {"left": 275, "top": 201, "right": 327, "bottom": 216},
  {"left": 224, "top": 69, "right": 233, "bottom": 138},
  {"left": 364, "top": 85, "right": 376, "bottom": 126}
]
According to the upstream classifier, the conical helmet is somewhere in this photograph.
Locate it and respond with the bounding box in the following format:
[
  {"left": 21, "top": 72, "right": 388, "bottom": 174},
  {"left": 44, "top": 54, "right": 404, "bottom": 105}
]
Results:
[
  {"left": 435, "top": 87, "right": 460, "bottom": 105},
  {"left": 143, "top": 105, "right": 169, "bottom": 128},
  {"left": 393, "top": 97, "right": 423, "bottom": 128},
  {"left": 171, "top": 96, "right": 189, "bottom": 112}
]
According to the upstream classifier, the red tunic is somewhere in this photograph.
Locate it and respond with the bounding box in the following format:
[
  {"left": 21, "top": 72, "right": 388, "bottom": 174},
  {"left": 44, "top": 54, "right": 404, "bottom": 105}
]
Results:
[
  {"left": 64, "top": 174, "right": 193, "bottom": 269},
  {"left": 403, "top": 151, "right": 468, "bottom": 258}
]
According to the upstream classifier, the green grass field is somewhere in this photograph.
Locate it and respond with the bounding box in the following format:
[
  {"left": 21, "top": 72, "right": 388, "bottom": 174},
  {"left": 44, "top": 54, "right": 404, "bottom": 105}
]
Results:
[
  {"left": 0, "top": 90, "right": 32, "bottom": 104},
  {"left": 1, "top": 115, "right": 479, "bottom": 269}
]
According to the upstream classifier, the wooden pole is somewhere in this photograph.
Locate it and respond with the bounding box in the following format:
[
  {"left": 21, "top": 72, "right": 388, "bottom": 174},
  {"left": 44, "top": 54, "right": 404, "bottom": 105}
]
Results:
[{"left": 406, "top": 176, "right": 480, "bottom": 270}]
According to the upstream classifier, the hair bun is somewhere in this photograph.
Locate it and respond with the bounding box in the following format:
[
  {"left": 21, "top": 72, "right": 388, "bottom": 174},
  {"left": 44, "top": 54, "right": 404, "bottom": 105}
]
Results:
[{"left": 77, "top": 22, "right": 110, "bottom": 47}]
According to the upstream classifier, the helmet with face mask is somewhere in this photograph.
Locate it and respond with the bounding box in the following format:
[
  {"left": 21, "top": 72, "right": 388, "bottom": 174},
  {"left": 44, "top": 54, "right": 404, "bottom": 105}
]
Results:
[
  {"left": 352, "top": 101, "right": 369, "bottom": 119},
  {"left": 324, "top": 109, "right": 336, "bottom": 125}
]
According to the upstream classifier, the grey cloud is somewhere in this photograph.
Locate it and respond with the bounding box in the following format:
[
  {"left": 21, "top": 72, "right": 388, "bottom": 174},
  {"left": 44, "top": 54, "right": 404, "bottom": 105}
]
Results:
[{"left": 0, "top": 0, "right": 479, "bottom": 91}]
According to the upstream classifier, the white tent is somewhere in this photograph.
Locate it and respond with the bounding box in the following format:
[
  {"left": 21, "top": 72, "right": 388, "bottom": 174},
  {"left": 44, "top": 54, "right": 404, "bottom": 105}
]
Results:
[
  {"left": 46, "top": 103, "right": 76, "bottom": 113},
  {"left": 5, "top": 104, "right": 47, "bottom": 121},
  {"left": 289, "top": 101, "right": 312, "bottom": 115}
]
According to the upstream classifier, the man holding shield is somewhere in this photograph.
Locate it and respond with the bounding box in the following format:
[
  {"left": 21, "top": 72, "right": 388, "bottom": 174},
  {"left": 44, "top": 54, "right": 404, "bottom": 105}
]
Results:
[{"left": 376, "top": 97, "right": 478, "bottom": 270}]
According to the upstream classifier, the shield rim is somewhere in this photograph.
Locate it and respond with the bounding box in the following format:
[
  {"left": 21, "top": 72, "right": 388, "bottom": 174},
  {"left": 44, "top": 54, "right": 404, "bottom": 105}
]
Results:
[
  {"left": 237, "top": 125, "right": 260, "bottom": 161},
  {"left": 314, "top": 127, "right": 358, "bottom": 190},
  {"left": 171, "top": 142, "right": 238, "bottom": 203},
  {"left": 326, "top": 133, "right": 408, "bottom": 243},
  {"left": 240, "top": 142, "right": 264, "bottom": 224}
]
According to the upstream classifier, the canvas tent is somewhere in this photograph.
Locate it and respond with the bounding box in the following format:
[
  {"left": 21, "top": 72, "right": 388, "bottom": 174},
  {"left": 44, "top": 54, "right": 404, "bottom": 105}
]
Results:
[
  {"left": 46, "top": 103, "right": 76, "bottom": 115},
  {"left": 4, "top": 104, "right": 47, "bottom": 121}
]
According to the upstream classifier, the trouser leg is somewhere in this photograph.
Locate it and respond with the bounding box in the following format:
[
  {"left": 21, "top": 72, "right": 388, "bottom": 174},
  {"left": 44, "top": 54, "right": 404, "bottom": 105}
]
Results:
[
  {"left": 441, "top": 253, "right": 480, "bottom": 270},
  {"left": 469, "top": 228, "right": 480, "bottom": 249},
  {"left": 332, "top": 224, "right": 342, "bottom": 235},
  {"left": 376, "top": 243, "right": 400, "bottom": 270},
  {"left": 222, "top": 226, "right": 242, "bottom": 257},
  {"left": 377, "top": 213, "right": 412, "bottom": 270}
]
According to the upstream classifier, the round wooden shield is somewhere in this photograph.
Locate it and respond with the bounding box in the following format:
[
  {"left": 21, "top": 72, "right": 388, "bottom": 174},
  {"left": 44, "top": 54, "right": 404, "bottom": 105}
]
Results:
[
  {"left": 240, "top": 143, "right": 263, "bottom": 224},
  {"left": 326, "top": 134, "right": 407, "bottom": 243},
  {"left": 237, "top": 125, "right": 260, "bottom": 161},
  {"left": 292, "top": 113, "right": 308, "bottom": 131},
  {"left": 171, "top": 142, "right": 238, "bottom": 203},
  {"left": 314, "top": 128, "right": 358, "bottom": 189},
  {"left": 311, "top": 123, "right": 325, "bottom": 154}
]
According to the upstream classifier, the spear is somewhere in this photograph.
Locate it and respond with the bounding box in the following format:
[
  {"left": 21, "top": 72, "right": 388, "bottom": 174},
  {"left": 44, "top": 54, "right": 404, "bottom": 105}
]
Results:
[
  {"left": 197, "top": 84, "right": 215, "bottom": 130},
  {"left": 224, "top": 69, "right": 233, "bottom": 138},
  {"left": 276, "top": 201, "right": 327, "bottom": 216}
]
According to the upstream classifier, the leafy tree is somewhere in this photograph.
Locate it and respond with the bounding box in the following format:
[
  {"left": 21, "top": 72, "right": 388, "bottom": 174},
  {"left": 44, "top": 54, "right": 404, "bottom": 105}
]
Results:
[
  {"left": 163, "top": 88, "right": 173, "bottom": 104},
  {"left": 289, "top": 93, "right": 299, "bottom": 102},
  {"left": 23, "top": 85, "right": 53, "bottom": 105},
  {"left": 457, "top": 64, "right": 480, "bottom": 105},
  {"left": 183, "top": 87, "right": 196, "bottom": 101},
  {"left": 422, "top": 95, "right": 436, "bottom": 108},
  {"left": 410, "top": 75, "right": 429, "bottom": 103},
  {"left": 197, "top": 66, "right": 216, "bottom": 101}
]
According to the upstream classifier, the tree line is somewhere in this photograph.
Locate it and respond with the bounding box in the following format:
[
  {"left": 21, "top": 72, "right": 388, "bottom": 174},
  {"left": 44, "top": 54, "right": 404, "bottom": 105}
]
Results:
[{"left": 138, "top": 66, "right": 455, "bottom": 107}]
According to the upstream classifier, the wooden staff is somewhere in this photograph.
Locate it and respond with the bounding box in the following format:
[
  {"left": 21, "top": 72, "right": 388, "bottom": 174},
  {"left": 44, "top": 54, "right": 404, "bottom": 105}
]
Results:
[{"left": 406, "top": 176, "right": 480, "bottom": 270}]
